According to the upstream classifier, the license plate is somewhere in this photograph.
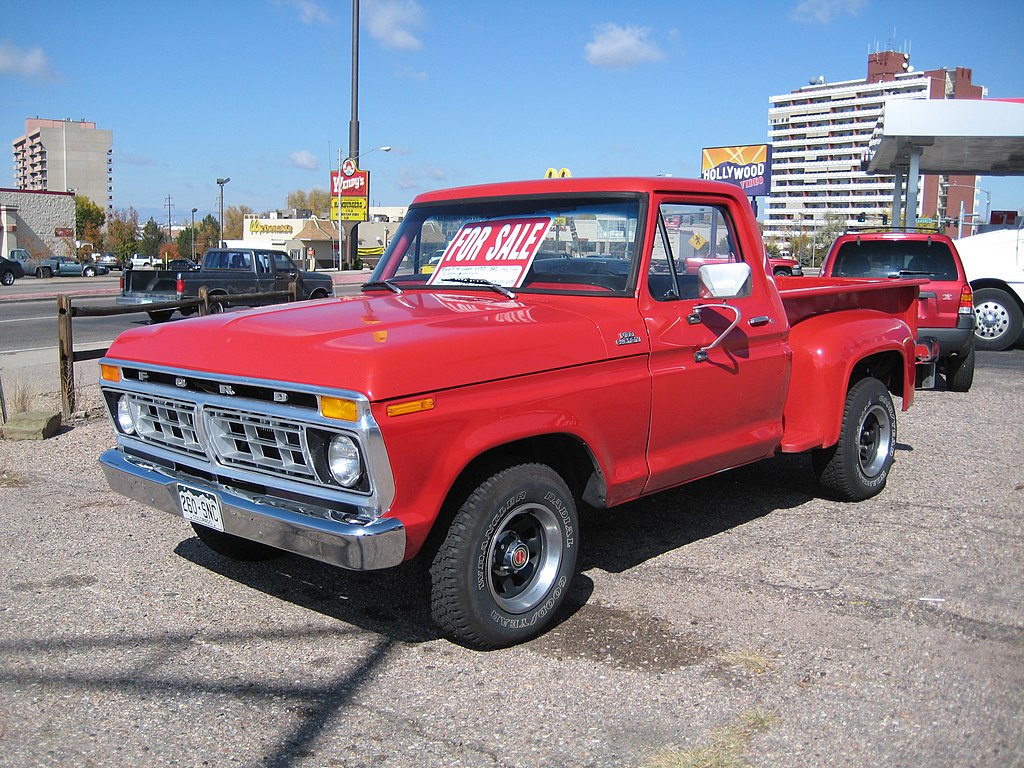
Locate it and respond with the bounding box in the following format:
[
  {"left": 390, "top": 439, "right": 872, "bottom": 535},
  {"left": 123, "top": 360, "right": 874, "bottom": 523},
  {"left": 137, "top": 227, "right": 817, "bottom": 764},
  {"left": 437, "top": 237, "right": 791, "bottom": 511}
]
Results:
[{"left": 177, "top": 484, "right": 224, "bottom": 531}]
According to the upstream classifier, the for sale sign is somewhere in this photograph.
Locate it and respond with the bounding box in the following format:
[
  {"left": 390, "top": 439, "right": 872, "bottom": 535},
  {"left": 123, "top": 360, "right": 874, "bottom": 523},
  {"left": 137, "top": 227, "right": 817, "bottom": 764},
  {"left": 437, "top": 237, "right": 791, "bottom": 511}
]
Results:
[{"left": 427, "top": 216, "right": 553, "bottom": 287}]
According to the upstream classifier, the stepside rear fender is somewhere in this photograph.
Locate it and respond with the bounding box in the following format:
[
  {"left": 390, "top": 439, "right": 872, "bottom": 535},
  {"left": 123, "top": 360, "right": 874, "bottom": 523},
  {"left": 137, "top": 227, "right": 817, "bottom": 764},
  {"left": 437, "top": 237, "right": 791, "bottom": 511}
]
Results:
[{"left": 780, "top": 310, "right": 916, "bottom": 453}]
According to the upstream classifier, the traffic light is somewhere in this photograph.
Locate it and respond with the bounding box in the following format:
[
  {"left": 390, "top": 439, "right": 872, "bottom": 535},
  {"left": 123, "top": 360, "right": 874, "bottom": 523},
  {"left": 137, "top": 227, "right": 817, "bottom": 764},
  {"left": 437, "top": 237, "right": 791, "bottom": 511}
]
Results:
[{"left": 857, "top": 211, "right": 866, "bottom": 222}]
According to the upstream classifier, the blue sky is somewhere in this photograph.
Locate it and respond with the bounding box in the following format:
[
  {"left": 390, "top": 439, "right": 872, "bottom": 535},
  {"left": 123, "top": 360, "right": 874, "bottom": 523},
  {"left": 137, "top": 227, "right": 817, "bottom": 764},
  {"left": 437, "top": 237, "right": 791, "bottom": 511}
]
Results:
[{"left": 2, "top": 0, "right": 1023, "bottom": 225}]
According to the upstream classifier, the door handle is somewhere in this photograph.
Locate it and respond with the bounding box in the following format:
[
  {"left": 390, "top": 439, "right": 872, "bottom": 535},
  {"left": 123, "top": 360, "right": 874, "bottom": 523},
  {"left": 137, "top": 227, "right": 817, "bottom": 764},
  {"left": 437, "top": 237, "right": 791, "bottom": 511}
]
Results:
[{"left": 748, "top": 315, "right": 772, "bottom": 327}]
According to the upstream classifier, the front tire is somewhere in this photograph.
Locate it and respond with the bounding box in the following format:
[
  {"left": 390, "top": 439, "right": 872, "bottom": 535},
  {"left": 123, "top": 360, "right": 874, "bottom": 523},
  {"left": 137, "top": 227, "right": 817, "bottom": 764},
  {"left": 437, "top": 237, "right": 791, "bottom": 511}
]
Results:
[
  {"left": 429, "top": 462, "right": 579, "bottom": 649},
  {"left": 813, "top": 377, "right": 896, "bottom": 501},
  {"left": 83, "top": 267, "right": 96, "bottom": 277},
  {"left": 191, "top": 523, "right": 281, "bottom": 561},
  {"left": 973, "top": 287, "right": 1023, "bottom": 351}
]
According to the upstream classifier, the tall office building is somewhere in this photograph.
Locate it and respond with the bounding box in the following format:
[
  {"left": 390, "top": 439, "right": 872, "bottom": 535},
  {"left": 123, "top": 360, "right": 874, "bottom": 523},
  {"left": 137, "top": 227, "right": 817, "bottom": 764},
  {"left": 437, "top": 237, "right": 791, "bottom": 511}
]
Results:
[
  {"left": 763, "top": 51, "right": 984, "bottom": 246},
  {"left": 12, "top": 118, "right": 113, "bottom": 213}
]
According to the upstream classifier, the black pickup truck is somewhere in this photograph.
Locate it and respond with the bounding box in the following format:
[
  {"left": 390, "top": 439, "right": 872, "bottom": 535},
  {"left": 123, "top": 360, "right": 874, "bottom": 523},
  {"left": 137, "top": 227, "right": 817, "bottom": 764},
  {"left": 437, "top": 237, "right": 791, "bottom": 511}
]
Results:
[{"left": 117, "top": 248, "right": 335, "bottom": 322}]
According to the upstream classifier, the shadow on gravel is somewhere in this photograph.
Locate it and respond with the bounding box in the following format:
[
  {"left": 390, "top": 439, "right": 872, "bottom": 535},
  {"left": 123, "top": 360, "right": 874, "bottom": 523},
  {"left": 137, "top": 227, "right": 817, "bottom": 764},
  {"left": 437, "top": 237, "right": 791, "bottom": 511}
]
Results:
[
  {"left": 579, "top": 451, "right": 820, "bottom": 574},
  {"left": 173, "top": 451, "right": 826, "bottom": 657},
  {"left": 174, "top": 538, "right": 439, "bottom": 644}
]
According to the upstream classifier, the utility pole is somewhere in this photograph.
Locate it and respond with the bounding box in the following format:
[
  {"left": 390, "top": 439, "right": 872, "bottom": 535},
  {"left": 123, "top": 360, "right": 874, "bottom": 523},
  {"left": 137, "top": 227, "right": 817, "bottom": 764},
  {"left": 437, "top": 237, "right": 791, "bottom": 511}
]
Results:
[{"left": 165, "top": 194, "right": 174, "bottom": 247}]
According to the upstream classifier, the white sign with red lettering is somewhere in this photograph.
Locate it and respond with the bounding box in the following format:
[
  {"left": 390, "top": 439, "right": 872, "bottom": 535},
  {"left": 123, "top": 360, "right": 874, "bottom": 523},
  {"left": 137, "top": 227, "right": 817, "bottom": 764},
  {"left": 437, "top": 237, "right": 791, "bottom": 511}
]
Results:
[{"left": 427, "top": 216, "right": 553, "bottom": 287}]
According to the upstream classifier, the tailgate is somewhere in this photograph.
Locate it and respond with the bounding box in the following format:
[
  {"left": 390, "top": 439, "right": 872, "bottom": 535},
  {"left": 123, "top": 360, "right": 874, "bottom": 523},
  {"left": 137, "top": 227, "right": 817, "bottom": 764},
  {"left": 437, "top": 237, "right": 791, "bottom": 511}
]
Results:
[{"left": 124, "top": 269, "right": 178, "bottom": 295}]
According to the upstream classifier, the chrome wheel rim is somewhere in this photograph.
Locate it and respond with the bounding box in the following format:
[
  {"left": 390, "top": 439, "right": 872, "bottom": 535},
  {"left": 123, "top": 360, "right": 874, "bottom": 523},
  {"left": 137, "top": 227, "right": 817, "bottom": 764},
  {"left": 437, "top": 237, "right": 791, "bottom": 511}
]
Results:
[
  {"left": 486, "top": 503, "right": 563, "bottom": 614},
  {"left": 858, "top": 403, "right": 892, "bottom": 478},
  {"left": 975, "top": 300, "right": 1009, "bottom": 340}
]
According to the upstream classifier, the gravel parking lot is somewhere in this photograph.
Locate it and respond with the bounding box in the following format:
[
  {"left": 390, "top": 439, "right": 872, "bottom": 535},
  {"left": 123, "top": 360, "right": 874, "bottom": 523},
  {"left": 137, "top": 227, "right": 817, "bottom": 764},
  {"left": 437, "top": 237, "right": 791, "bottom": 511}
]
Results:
[{"left": 1, "top": 359, "right": 1021, "bottom": 768}]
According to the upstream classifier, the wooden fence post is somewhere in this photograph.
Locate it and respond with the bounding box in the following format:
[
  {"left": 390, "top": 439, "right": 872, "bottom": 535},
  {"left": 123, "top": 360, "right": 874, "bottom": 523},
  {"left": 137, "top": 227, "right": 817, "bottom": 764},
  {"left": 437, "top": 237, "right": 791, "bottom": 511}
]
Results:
[
  {"left": 57, "top": 294, "right": 76, "bottom": 419},
  {"left": 198, "top": 286, "right": 210, "bottom": 316}
]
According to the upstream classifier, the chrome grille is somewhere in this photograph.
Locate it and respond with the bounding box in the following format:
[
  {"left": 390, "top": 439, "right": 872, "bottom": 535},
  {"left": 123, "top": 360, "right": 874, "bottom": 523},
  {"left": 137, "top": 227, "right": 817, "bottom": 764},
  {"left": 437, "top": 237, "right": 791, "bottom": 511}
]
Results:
[
  {"left": 204, "top": 407, "right": 317, "bottom": 481},
  {"left": 130, "top": 394, "right": 203, "bottom": 457}
]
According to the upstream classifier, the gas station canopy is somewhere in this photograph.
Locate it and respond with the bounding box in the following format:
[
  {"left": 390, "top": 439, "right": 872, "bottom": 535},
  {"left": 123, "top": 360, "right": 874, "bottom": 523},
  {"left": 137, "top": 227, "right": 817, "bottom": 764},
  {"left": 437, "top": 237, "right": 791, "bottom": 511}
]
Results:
[
  {"left": 862, "top": 98, "right": 1023, "bottom": 227},
  {"left": 864, "top": 98, "right": 1024, "bottom": 176}
]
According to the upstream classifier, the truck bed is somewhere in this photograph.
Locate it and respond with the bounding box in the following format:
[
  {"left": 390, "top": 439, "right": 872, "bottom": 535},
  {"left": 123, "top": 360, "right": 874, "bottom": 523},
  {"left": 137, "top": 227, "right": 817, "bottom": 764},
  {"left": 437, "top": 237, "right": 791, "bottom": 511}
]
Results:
[{"left": 776, "top": 275, "right": 923, "bottom": 330}]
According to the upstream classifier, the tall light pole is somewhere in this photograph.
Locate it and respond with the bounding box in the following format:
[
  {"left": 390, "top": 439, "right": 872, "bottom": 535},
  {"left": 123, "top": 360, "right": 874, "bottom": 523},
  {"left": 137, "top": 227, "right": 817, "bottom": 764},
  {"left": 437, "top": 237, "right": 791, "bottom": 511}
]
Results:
[
  {"left": 947, "top": 181, "right": 991, "bottom": 237},
  {"left": 217, "top": 177, "right": 230, "bottom": 247},
  {"left": 344, "top": 0, "right": 361, "bottom": 269},
  {"left": 190, "top": 207, "right": 198, "bottom": 260}
]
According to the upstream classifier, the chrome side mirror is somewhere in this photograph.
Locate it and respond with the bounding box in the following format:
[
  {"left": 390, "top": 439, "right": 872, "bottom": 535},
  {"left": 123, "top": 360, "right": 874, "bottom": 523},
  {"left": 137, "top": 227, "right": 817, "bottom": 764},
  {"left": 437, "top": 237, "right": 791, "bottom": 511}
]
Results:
[{"left": 697, "top": 262, "right": 752, "bottom": 299}]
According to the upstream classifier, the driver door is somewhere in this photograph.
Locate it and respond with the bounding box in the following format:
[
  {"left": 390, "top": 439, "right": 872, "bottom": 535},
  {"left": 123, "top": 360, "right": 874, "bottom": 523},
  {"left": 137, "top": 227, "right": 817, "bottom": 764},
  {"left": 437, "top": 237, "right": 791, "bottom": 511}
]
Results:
[{"left": 641, "top": 199, "right": 790, "bottom": 493}]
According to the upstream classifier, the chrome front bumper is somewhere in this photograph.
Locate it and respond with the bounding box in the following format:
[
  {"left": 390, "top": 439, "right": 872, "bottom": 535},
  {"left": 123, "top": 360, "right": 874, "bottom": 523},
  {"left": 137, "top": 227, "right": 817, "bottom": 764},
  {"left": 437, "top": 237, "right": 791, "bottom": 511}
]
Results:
[{"left": 100, "top": 448, "right": 406, "bottom": 571}]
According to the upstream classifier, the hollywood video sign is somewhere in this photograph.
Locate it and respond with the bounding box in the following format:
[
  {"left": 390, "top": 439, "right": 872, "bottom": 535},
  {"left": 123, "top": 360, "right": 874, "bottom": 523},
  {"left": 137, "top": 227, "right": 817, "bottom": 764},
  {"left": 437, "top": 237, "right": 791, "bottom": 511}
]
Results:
[{"left": 700, "top": 144, "right": 772, "bottom": 198}]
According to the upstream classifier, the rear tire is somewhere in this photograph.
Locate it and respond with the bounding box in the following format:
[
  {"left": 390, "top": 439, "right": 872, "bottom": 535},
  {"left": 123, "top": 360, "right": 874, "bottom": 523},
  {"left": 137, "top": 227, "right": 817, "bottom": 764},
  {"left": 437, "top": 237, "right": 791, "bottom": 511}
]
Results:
[
  {"left": 973, "top": 287, "right": 1023, "bottom": 351},
  {"left": 191, "top": 523, "right": 281, "bottom": 561},
  {"left": 944, "top": 343, "right": 975, "bottom": 392},
  {"left": 429, "top": 462, "right": 578, "bottom": 649},
  {"left": 813, "top": 377, "right": 896, "bottom": 501},
  {"left": 36, "top": 267, "right": 52, "bottom": 279},
  {"left": 0, "top": 269, "right": 14, "bottom": 286}
]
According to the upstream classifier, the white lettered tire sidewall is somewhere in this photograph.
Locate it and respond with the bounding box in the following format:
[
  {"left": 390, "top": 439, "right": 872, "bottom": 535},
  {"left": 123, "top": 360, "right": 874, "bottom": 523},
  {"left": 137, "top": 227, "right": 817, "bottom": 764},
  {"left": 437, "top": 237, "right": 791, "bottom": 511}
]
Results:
[{"left": 432, "top": 463, "right": 578, "bottom": 649}]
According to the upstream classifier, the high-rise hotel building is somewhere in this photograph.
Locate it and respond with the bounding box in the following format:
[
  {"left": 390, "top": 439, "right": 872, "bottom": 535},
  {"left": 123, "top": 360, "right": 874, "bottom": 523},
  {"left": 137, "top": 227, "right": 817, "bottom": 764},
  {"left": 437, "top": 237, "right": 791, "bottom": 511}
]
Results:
[
  {"left": 12, "top": 118, "right": 113, "bottom": 213},
  {"left": 763, "top": 51, "right": 984, "bottom": 245}
]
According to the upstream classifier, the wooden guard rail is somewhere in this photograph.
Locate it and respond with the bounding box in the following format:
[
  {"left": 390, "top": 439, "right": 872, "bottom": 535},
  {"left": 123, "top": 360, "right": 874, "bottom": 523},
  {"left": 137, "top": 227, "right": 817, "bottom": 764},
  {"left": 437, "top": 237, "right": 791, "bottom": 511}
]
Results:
[{"left": 57, "top": 279, "right": 303, "bottom": 419}]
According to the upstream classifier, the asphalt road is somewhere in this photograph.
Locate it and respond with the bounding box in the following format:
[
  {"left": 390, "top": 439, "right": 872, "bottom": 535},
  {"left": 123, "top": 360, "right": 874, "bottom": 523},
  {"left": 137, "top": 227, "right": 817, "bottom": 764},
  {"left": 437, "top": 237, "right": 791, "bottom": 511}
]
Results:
[{"left": 0, "top": 352, "right": 1021, "bottom": 767}]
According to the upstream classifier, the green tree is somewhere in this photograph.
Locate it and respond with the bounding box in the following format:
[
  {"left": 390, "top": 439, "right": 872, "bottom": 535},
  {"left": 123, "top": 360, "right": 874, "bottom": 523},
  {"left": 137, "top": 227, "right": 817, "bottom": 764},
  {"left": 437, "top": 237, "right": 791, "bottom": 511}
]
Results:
[
  {"left": 177, "top": 226, "right": 197, "bottom": 261},
  {"left": 139, "top": 218, "right": 164, "bottom": 257},
  {"left": 196, "top": 214, "right": 220, "bottom": 253},
  {"left": 104, "top": 208, "right": 140, "bottom": 264},
  {"left": 75, "top": 195, "right": 105, "bottom": 241}
]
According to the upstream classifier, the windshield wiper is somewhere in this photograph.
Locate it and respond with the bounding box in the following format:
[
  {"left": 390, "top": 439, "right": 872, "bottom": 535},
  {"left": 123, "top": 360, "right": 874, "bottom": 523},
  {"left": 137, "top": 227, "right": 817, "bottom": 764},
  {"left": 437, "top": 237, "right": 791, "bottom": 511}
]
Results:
[
  {"left": 362, "top": 279, "right": 403, "bottom": 294},
  {"left": 890, "top": 270, "right": 935, "bottom": 278},
  {"left": 441, "top": 278, "right": 516, "bottom": 299}
]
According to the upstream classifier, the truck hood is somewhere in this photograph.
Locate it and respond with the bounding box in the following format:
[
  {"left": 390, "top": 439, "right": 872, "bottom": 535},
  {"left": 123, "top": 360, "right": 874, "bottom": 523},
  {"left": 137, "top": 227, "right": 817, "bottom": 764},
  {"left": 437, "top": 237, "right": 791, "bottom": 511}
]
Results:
[{"left": 104, "top": 291, "right": 640, "bottom": 400}]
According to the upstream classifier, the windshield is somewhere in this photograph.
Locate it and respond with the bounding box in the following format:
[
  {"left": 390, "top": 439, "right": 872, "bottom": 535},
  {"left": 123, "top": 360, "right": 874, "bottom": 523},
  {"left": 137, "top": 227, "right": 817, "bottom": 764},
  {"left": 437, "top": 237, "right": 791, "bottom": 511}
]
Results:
[{"left": 369, "top": 196, "right": 642, "bottom": 294}]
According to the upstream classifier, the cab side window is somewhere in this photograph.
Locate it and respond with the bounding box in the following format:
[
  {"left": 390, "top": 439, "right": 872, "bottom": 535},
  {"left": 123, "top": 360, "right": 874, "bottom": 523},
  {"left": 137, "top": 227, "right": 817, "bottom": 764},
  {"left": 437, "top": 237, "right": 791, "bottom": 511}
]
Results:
[{"left": 648, "top": 203, "right": 739, "bottom": 301}]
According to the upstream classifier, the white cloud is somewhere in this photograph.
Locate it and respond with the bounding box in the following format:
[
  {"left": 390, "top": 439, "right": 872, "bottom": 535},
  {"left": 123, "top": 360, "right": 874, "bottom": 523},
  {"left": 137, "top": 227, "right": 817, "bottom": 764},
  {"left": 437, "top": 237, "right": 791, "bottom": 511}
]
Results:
[
  {"left": 366, "top": 0, "right": 425, "bottom": 51},
  {"left": 0, "top": 40, "right": 59, "bottom": 81},
  {"left": 584, "top": 23, "right": 664, "bottom": 70},
  {"left": 791, "top": 0, "right": 867, "bottom": 24},
  {"left": 275, "top": 0, "right": 331, "bottom": 24},
  {"left": 289, "top": 150, "right": 320, "bottom": 170}
]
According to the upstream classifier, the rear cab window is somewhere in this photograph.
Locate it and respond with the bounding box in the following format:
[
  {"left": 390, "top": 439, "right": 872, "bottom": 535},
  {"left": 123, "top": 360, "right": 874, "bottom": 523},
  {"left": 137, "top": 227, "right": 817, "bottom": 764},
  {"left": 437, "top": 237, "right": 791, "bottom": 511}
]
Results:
[{"left": 832, "top": 240, "right": 959, "bottom": 280}]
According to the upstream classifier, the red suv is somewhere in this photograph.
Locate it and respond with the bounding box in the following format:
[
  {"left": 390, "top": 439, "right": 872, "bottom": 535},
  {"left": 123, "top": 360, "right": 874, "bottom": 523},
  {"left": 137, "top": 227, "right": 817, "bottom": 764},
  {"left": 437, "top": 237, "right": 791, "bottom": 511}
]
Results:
[{"left": 821, "top": 230, "right": 975, "bottom": 392}]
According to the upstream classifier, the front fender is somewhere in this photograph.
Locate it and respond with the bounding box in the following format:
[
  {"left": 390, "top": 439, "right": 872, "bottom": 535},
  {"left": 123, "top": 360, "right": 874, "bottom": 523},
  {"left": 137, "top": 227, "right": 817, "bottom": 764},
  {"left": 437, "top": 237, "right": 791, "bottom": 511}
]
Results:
[{"left": 781, "top": 310, "right": 915, "bottom": 453}]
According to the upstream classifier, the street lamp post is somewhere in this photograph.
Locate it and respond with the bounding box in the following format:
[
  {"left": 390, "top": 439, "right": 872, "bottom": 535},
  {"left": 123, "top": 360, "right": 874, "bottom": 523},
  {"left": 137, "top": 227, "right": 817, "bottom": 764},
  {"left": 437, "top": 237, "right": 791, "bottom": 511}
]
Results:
[
  {"left": 216, "top": 178, "right": 230, "bottom": 247},
  {"left": 190, "top": 207, "right": 198, "bottom": 260},
  {"left": 947, "top": 182, "right": 991, "bottom": 237}
]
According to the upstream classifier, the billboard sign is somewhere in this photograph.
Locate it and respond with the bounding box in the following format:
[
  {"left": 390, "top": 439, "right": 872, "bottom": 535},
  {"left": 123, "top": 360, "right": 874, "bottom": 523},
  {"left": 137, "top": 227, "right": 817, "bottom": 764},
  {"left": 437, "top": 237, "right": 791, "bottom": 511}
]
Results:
[
  {"left": 330, "top": 165, "right": 370, "bottom": 222},
  {"left": 700, "top": 144, "right": 772, "bottom": 197}
]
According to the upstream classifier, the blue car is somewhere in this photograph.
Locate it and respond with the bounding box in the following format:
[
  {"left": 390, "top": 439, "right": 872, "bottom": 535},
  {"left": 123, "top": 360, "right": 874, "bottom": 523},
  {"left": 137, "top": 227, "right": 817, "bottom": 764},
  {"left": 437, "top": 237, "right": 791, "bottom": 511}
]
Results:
[{"left": 51, "top": 257, "right": 110, "bottom": 277}]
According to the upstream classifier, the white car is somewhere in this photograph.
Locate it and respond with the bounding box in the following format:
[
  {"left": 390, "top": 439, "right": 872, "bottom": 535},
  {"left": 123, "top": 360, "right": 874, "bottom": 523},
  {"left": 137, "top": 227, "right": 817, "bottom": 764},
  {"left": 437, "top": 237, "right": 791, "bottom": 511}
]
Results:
[
  {"left": 129, "top": 253, "right": 158, "bottom": 269},
  {"left": 954, "top": 225, "right": 1024, "bottom": 350}
]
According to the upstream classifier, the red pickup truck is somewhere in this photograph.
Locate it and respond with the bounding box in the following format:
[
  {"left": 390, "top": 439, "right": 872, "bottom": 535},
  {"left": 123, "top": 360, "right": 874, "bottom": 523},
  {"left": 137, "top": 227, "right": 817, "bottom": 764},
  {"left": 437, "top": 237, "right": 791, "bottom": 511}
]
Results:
[{"left": 98, "top": 177, "right": 920, "bottom": 648}]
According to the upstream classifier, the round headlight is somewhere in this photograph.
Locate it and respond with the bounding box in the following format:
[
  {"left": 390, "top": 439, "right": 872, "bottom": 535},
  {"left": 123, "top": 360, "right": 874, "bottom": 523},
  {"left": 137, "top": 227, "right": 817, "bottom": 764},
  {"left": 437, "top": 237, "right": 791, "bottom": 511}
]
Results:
[
  {"left": 327, "top": 435, "right": 361, "bottom": 487},
  {"left": 116, "top": 395, "right": 137, "bottom": 434}
]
